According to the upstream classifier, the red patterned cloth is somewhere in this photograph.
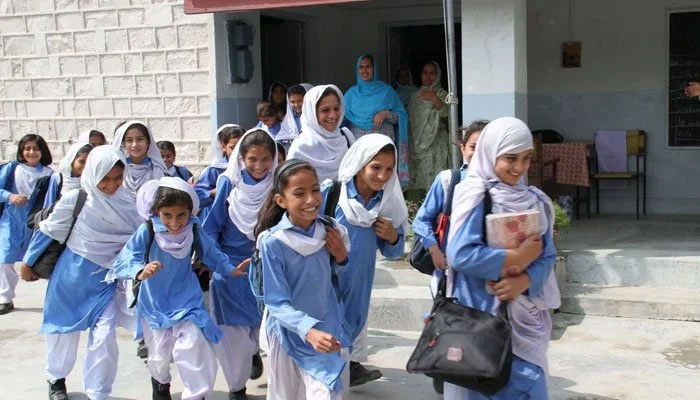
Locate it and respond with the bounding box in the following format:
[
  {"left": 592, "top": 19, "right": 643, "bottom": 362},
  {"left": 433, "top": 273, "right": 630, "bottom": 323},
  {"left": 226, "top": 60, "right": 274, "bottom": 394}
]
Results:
[{"left": 542, "top": 143, "right": 591, "bottom": 187}]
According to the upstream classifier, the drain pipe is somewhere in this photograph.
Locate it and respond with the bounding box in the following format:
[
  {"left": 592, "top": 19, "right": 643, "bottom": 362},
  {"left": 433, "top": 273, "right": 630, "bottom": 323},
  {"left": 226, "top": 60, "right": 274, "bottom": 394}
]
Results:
[{"left": 443, "top": 0, "right": 461, "bottom": 168}]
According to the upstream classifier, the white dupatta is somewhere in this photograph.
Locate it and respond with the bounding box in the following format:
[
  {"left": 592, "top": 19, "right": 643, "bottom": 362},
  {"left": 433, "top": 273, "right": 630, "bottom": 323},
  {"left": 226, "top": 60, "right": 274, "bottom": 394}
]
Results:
[{"left": 111, "top": 120, "right": 167, "bottom": 196}]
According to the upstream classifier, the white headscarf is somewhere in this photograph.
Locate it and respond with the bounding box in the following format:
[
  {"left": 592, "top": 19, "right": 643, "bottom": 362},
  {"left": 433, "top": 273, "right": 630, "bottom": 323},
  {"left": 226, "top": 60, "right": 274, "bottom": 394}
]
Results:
[
  {"left": 15, "top": 163, "right": 52, "bottom": 196},
  {"left": 136, "top": 177, "right": 200, "bottom": 259},
  {"left": 300, "top": 83, "right": 313, "bottom": 92},
  {"left": 58, "top": 142, "right": 90, "bottom": 196},
  {"left": 211, "top": 124, "right": 241, "bottom": 169},
  {"left": 287, "top": 84, "right": 355, "bottom": 182},
  {"left": 445, "top": 116, "right": 560, "bottom": 373},
  {"left": 272, "top": 219, "right": 351, "bottom": 257},
  {"left": 223, "top": 128, "right": 278, "bottom": 241},
  {"left": 111, "top": 120, "right": 167, "bottom": 197},
  {"left": 277, "top": 85, "right": 307, "bottom": 142},
  {"left": 39, "top": 146, "right": 143, "bottom": 270},
  {"left": 337, "top": 134, "right": 409, "bottom": 232}
]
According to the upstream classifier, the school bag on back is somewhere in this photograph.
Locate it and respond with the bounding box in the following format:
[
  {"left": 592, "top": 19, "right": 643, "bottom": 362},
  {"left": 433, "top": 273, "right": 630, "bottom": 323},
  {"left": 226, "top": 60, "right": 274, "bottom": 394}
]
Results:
[
  {"left": 409, "top": 168, "right": 461, "bottom": 275},
  {"left": 31, "top": 190, "right": 87, "bottom": 279},
  {"left": 248, "top": 180, "right": 343, "bottom": 317},
  {"left": 27, "top": 174, "right": 61, "bottom": 230}
]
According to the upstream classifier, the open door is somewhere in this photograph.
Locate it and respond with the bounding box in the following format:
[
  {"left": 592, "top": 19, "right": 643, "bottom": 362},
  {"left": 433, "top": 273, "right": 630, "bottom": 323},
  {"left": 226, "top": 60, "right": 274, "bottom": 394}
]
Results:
[{"left": 261, "top": 15, "right": 305, "bottom": 98}]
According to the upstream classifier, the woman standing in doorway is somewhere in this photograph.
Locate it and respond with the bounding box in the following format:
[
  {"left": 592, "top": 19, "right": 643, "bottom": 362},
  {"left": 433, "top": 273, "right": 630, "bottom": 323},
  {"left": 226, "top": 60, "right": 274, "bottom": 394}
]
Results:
[
  {"left": 344, "top": 55, "right": 409, "bottom": 186},
  {"left": 408, "top": 61, "right": 452, "bottom": 194}
]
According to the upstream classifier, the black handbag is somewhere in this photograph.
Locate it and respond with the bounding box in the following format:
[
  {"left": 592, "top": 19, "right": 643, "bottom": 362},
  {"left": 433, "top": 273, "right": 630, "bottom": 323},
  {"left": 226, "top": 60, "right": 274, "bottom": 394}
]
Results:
[
  {"left": 409, "top": 168, "right": 461, "bottom": 275},
  {"left": 406, "top": 273, "right": 513, "bottom": 394}
]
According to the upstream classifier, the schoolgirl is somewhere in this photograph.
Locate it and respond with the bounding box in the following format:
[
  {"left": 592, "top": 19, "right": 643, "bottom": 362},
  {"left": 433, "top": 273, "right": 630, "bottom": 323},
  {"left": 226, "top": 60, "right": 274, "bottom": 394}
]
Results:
[
  {"left": 323, "top": 134, "right": 408, "bottom": 386},
  {"left": 0, "top": 134, "right": 53, "bottom": 314},
  {"left": 276, "top": 84, "right": 308, "bottom": 151},
  {"left": 194, "top": 124, "right": 244, "bottom": 220},
  {"left": 20, "top": 146, "right": 143, "bottom": 400},
  {"left": 445, "top": 117, "right": 561, "bottom": 400},
  {"left": 39, "top": 142, "right": 93, "bottom": 209},
  {"left": 114, "top": 177, "right": 247, "bottom": 400},
  {"left": 79, "top": 129, "right": 107, "bottom": 148},
  {"left": 111, "top": 120, "right": 167, "bottom": 197},
  {"left": 288, "top": 85, "right": 356, "bottom": 182},
  {"left": 157, "top": 140, "right": 193, "bottom": 182},
  {"left": 268, "top": 81, "right": 288, "bottom": 115},
  {"left": 202, "top": 128, "right": 278, "bottom": 400},
  {"left": 257, "top": 159, "right": 351, "bottom": 399}
]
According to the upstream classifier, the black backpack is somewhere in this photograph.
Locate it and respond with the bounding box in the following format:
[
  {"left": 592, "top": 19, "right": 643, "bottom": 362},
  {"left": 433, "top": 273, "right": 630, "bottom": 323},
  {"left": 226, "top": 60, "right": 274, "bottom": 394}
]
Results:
[
  {"left": 27, "top": 174, "right": 62, "bottom": 230},
  {"left": 30, "top": 190, "right": 88, "bottom": 279},
  {"left": 248, "top": 180, "right": 343, "bottom": 316},
  {"left": 129, "top": 220, "right": 199, "bottom": 309},
  {"left": 409, "top": 168, "right": 461, "bottom": 275}
]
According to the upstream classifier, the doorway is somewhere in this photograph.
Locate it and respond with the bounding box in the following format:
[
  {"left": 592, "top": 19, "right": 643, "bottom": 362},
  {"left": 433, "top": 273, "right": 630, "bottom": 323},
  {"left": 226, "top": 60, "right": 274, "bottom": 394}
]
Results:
[{"left": 260, "top": 15, "right": 306, "bottom": 100}]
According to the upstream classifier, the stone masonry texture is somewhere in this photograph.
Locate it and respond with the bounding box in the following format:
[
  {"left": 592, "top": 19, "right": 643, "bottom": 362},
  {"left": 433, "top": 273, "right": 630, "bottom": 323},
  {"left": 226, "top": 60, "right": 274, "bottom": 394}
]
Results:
[{"left": 0, "top": 0, "right": 211, "bottom": 171}]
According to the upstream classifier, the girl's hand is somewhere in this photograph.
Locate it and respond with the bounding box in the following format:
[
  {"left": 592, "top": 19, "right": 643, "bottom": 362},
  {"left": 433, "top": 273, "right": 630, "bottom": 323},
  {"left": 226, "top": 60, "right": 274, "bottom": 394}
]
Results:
[
  {"left": 210, "top": 188, "right": 217, "bottom": 198},
  {"left": 373, "top": 110, "right": 389, "bottom": 129},
  {"left": 374, "top": 217, "right": 399, "bottom": 244},
  {"left": 306, "top": 328, "right": 341, "bottom": 353},
  {"left": 231, "top": 258, "right": 250, "bottom": 277},
  {"left": 516, "top": 234, "right": 542, "bottom": 266},
  {"left": 493, "top": 274, "right": 530, "bottom": 301},
  {"left": 9, "top": 194, "right": 28, "bottom": 206},
  {"left": 325, "top": 227, "right": 347, "bottom": 264},
  {"left": 428, "top": 245, "right": 447, "bottom": 270},
  {"left": 501, "top": 265, "right": 525, "bottom": 278},
  {"left": 137, "top": 261, "right": 162, "bottom": 281},
  {"left": 20, "top": 263, "right": 39, "bottom": 282}
]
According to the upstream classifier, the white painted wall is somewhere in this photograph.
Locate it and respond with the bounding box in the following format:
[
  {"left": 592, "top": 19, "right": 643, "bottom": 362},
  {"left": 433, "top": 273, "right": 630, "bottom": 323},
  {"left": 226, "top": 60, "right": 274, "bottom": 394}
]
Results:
[
  {"left": 0, "top": 0, "right": 211, "bottom": 171},
  {"left": 527, "top": 0, "right": 700, "bottom": 214}
]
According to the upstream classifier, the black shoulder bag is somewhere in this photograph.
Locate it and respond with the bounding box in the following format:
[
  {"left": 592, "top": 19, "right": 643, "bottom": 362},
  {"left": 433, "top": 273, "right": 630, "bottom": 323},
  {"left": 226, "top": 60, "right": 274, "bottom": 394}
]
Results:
[{"left": 406, "top": 192, "right": 513, "bottom": 395}]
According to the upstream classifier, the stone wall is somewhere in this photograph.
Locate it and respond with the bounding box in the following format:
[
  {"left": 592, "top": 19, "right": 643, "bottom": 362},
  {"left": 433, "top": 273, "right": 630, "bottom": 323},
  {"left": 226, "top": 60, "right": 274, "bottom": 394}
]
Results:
[{"left": 0, "top": 0, "right": 211, "bottom": 171}]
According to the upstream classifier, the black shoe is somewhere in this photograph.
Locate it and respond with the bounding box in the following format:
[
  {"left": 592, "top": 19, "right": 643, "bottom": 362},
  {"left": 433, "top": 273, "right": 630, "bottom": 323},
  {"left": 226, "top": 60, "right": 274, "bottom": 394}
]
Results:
[
  {"left": 432, "top": 377, "right": 444, "bottom": 394},
  {"left": 137, "top": 340, "right": 148, "bottom": 359},
  {"left": 0, "top": 302, "right": 14, "bottom": 315},
  {"left": 349, "top": 361, "right": 382, "bottom": 387},
  {"left": 151, "top": 377, "right": 171, "bottom": 400},
  {"left": 48, "top": 378, "right": 68, "bottom": 400},
  {"left": 229, "top": 388, "right": 249, "bottom": 400},
  {"left": 250, "top": 351, "right": 263, "bottom": 380}
]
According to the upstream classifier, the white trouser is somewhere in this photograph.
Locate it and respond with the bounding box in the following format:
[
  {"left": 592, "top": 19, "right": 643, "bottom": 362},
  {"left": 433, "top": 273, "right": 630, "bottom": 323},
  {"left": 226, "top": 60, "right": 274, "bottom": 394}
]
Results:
[
  {"left": 214, "top": 324, "right": 259, "bottom": 391},
  {"left": 141, "top": 319, "right": 218, "bottom": 400},
  {"left": 349, "top": 323, "right": 368, "bottom": 363},
  {"left": 0, "top": 263, "right": 18, "bottom": 304},
  {"left": 45, "top": 298, "right": 119, "bottom": 400},
  {"left": 267, "top": 330, "right": 349, "bottom": 400},
  {"left": 114, "top": 279, "right": 136, "bottom": 332}
]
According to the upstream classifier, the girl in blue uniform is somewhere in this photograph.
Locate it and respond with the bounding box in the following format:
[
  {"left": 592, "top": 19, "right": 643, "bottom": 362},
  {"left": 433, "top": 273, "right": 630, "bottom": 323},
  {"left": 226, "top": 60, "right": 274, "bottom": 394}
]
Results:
[
  {"left": 445, "top": 117, "right": 561, "bottom": 400},
  {"left": 194, "top": 124, "right": 244, "bottom": 219},
  {"left": 111, "top": 120, "right": 167, "bottom": 198},
  {"left": 202, "top": 128, "right": 277, "bottom": 400},
  {"left": 277, "top": 84, "right": 308, "bottom": 151},
  {"left": 257, "top": 159, "right": 351, "bottom": 400},
  {"left": 20, "top": 146, "right": 143, "bottom": 400},
  {"left": 114, "top": 177, "right": 248, "bottom": 400},
  {"left": 323, "top": 134, "right": 408, "bottom": 387},
  {"left": 157, "top": 141, "right": 193, "bottom": 182},
  {"left": 411, "top": 120, "right": 486, "bottom": 394},
  {"left": 0, "top": 134, "right": 53, "bottom": 314},
  {"left": 39, "top": 142, "right": 93, "bottom": 209}
]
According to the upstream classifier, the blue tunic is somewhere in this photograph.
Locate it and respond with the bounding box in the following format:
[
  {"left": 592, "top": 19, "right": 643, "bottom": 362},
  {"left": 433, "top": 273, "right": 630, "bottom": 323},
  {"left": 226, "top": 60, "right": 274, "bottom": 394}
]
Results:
[
  {"left": 40, "top": 172, "right": 62, "bottom": 208},
  {"left": 0, "top": 162, "right": 47, "bottom": 264},
  {"left": 320, "top": 179, "right": 404, "bottom": 342},
  {"left": 412, "top": 165, "right": 467, "bottom": 285},
  {"left": 170, "top": 165, "right": 193, "bottom": 181},
  {"left": 445, "top": 198, "right": 556, "bottom": 399},
  {"left": 24, "top": 232, "right": 115, "bottom": 334},
  {"left": 255, "top": 120, "right": 281, "bottom": 137},
  {"left": 113, "top": 218, "right": 235, "bottom": 343},
  {"left": 260, "top": 214, "right": 350, "bottom": 392},
  {"left": 194, "top": 164, "right": 226, "bottom": 220},
  {"left": 202, "top": 172, "right": 262, "bottom": 328}
]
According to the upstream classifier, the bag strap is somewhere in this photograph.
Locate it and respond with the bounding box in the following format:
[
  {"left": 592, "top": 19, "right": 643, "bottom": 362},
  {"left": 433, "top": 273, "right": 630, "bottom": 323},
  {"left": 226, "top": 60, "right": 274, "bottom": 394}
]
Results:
[
  {"left": 340, "top": 127, "right": 351, "bottom": 149},
  {"left": 64, "top": 190, "right": 87, "bottom": 243},
  {"left": 145, "top": 219, "right": 155, "bottom": 263},
  {"left": 443, "top": 168, "right": 461, "bottom": 216},
  {"left": 323, "top": 180, "right": 343, "bottom": 303}
]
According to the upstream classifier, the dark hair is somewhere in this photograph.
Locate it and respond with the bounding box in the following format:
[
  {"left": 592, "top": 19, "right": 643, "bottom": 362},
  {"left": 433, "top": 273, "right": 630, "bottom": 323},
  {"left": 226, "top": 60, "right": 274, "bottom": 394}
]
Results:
[
  {"left": 376, "top": 143, "right": 395, "bottom": 156},
  {"left": 157, "top": 140, "right": 176, "bottom": 155},
  {"left": 255, "top": 159, "right": 317, "bottom": 237},
  {"left": 458, "top": 120, "right": 489, "bottom": 145},
  {"left": 257, "top": 101, "right": 281, "bottom": 119},
  {"left": 150, "top": 186, "right": 194, "bottom": 215},
  {"left": 17, "top": 134, "right": 52, "bottom": 166},
  {"left": 360, "top": 54, "right": 374, "bottom": 66},
  {"left": 276, "top": 142, "right": 286, "bottom": 160},
  {"left": 120, "top": 122, "right": 150, "bottom": 146},
  {"left": 88, "top": 130, "right": 106, "bottom": 142},
  {"left": 239, "top": 129, "right": 276, "bottom": 158},
  {"left": 317, "top": 87, "right": 340, "bottom": 110},
  {"left": 218, "top": 125, "right": 244, "bottom": 145},
  {"left": 113, "top": 160, "right": 125, "bottom": 170},
  {"left": 75, "top": 144, "right": 94, "bottom": 159},
  {"left": 287, "top": 85, "right": 306, "bottom": 97}
]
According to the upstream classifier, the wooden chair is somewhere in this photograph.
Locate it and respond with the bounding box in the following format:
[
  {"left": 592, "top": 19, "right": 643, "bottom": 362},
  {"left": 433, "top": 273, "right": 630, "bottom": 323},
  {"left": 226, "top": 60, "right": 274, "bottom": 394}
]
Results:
[
  {"left": 591, "top": 130, "right": 647, "bottom": 220},
  {"left": 528, "top": 131, "right": 559, "bottom": 190}
]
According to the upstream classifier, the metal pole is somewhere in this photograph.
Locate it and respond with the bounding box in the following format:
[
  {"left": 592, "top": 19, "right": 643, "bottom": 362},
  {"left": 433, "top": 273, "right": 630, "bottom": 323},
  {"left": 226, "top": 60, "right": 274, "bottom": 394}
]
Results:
[{"left": 444, "top": 0, "right": 461, "bottom": 168}]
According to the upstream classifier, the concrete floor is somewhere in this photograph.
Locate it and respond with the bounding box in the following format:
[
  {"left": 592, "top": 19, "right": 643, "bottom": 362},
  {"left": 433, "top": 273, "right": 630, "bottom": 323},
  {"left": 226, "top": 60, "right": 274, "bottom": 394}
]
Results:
[{"left": 2, "top": 276, "right": 700, "bottom": 399}]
